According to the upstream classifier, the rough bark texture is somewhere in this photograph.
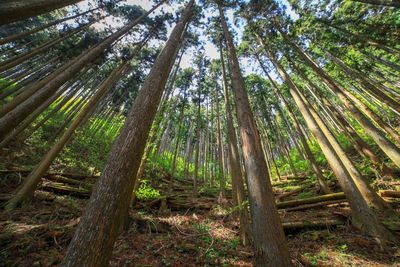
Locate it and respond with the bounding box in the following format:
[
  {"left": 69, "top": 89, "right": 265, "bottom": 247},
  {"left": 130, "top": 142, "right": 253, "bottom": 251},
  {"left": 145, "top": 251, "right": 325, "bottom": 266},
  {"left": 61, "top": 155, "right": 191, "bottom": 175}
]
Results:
[
  {"left": 259, "top": 36, "right": 396, "bottom": 244},
  {"left": 220, "top": 42, "right": 249, "bottom": 244},
  {"left": 352, "top": 0, "right": 400, "bottom": 7},
  {"left": 0, "top": 1, "right": 165, "bottom": 141},
  {"left": 5, "top": 61, "right": 127, "bottom": 210},
  {"left": 61, "top": 2, "right": 194, "bottom": 265},
  {"left": 277, "top": 29, "right": 400, "bottom": 168},
  {"left": 0, "top": 0, "right": 83, "bottom": 25},
  {"left": 218, "top": 4, "right": 292, "bottom": 266}
]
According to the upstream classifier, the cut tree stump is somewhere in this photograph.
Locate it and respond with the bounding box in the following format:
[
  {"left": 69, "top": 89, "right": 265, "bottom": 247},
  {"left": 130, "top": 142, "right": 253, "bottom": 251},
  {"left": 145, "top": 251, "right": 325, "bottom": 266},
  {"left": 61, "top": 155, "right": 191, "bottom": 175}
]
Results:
[{"left": 277, "top": 192, "right": 346, "bottom": 209}]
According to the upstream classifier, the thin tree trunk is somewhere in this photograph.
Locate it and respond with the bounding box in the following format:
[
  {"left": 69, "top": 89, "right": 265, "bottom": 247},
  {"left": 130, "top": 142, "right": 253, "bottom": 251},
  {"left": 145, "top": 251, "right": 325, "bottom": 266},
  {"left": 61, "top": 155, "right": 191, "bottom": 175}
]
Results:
[
  {"left": 277, "top": 29, "right": 400, "bottom": 168},
  {"left": 0, "top": 1, "right": 165, "bottom": 141},
  {"left": 220, "top": 41, "right": 249, "bottom": 244},
  {"left": 0, "top": 7, "right": 101, "bottom": 45},
  {"left": 260, "top": 37, "right": 396, "bottom": 244}
]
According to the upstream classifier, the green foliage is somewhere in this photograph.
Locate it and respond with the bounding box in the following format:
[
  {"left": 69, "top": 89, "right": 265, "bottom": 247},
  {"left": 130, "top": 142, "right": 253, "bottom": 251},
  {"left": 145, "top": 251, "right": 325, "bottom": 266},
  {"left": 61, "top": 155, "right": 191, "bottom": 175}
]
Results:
[{"left": 135, "top": 180, "right": 161, "bottom": 200}]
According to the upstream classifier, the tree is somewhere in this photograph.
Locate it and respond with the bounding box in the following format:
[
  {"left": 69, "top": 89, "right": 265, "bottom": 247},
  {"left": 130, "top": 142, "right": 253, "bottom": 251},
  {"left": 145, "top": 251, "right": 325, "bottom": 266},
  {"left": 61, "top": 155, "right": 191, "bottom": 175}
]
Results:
[
  {"left": 216, "top": 1, "right": 292, "bottom": 265},
  {"left": 61, "top": 1, "right": 195, "bottom": 265},
  {"left": 0, "top": 0, "right": 84, "bottom": 25}
]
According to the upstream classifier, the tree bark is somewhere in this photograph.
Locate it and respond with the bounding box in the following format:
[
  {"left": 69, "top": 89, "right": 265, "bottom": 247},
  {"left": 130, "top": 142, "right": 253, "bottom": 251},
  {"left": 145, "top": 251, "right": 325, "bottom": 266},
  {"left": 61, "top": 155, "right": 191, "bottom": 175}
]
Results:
[
  {"left": 0, "top": 0, "right": 84, "bottom": 25},
  {"left": 61, "top": 2, "right": 194, "bottom": 265},
  {"left": 258, "top": 36, "right": 396, "bottom": 244},
  {"left": 220, "top": 41, "right": 249, "bottom": 244},
  {"left": 277, "top": 28, "right": 400, "bottom": 168},
  {"left": 0, "top": 1, "right": 165, "bottom": 141},
  {"left": 218, "top": 4, "right": 292, "bottom": 266},
  {"left": 5, "top": 61, "right": 128, "bottom": 210}
]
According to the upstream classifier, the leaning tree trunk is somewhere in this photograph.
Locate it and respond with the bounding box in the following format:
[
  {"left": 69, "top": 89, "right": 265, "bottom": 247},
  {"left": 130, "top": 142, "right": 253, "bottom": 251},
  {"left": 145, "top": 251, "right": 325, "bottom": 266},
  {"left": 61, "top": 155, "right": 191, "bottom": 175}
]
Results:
[
  {"left": 0, "top": 0, "right": 84, "bottom": 25},
  {"left": 323, "top": 50, "right": 400, "bottom": 115},
  {"left": 257, "top": 58, "right": 330, "bottom": 193},
  {"left": 0, "top": 7, "right": 101, "bottom": 45},
  {"left": 218, "top": 4, "right": 292, "bottom": 266},
  {"left": 0, "top": 1, "right": 165, "bottom": 141},
  {"left": 351, "top": 0, "right": 400, "bottom": 8},
  {"left": 61, "top": 2, "right": 194, "bottom": 265},
  {"left": 5, "top": 61, "right": 128, "bottom": 210},
  {"left": 259, "top": 37, "right": 397, "bottom": 245},
  {"left": 288, "top": 58, "right": 395, "bottom": 177},
  {"left": 277, "top": 29, "right": 400, "bottom": 168}
]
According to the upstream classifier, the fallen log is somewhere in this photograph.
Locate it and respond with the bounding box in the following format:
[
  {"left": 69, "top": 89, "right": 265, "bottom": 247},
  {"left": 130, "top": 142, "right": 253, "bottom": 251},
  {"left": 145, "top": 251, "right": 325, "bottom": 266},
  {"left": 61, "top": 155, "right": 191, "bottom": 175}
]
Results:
[
  {"left": 284, "top": 199, "right": 348, "bottom": 212},
  {"left": 383, "top": 221, "right": 400, "bottom": 231},
  {"left": 272, "top": 180, "right": 311, "bottom": 187},
  {"left": 277, "top": 192, "right": 346, "bottom": 209},
  {"left": 0, "top": 193, "right": 12, "bottom": 202},
  {"left": 276, "top": 184, "right": 313, "bottom": 202},
  {"left": 282, "top": 219, "right": 344, "bottom": 232},
  {"left": 45, "top": 175, "right": 91, "bottom": 187},
  {"left": 0, "top": 169, "right": 98, "bottom": 180},
  {"left": 379, "top": 190, "right": 400, "bottom": 198},
  {"left": 40, "top": 182, "right": 90, "bottom": 197}
]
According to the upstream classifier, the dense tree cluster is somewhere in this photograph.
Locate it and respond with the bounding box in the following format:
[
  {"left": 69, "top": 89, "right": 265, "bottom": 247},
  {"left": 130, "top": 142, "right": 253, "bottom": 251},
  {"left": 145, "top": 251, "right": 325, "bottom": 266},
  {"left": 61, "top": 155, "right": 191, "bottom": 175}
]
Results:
[{"left": 0, "top": 0, "right": 399, "bottom": 265}]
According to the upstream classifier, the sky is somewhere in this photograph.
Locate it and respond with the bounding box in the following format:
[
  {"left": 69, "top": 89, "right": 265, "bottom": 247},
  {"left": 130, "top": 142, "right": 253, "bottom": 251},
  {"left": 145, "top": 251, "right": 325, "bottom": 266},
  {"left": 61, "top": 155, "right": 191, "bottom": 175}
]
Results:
[{"left": 75, "top": 0, "right": 299, "bottom": 75}]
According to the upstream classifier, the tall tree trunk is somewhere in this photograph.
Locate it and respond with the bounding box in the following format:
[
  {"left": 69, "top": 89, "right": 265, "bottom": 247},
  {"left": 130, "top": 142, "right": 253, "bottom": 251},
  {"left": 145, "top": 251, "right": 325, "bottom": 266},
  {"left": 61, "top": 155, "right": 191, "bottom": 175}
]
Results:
[
  {"left": 215, "top": 86, "right": 225, "bottom": 197},
  {"left": 288, "top": 58, "right": 395, "bottom": 177},
  {"left": 0, "top": 0, "right": 84, "bottom": 25},
  {"left": 61, "top": 2, "right": 194, "bottom": 264},
  {"left": 257, "top": 58, "right": 330, "bottom": 193},
  {"left": 6, "top": 61, "right": 127, "bottom": 210},
  {"left": 0, "top": 7, "right": 101, "bottom": 45},
  {"left": 0, "top": 1, "right": 165, "bottom": 141},
  {"left": 277, "top": 29, "right": 400, "bottom": 168},
  {"left": 259, "top": 37, "right": 397, "bottom": 244},
  {"left": 220, "top": 41, "right": 249, "bottom": 244},
  {"left": 218, "top": 4, "right": 292, "bottom": 266},
  {"left": 351, "top": 0, "right": 400, "bottom": 8}
]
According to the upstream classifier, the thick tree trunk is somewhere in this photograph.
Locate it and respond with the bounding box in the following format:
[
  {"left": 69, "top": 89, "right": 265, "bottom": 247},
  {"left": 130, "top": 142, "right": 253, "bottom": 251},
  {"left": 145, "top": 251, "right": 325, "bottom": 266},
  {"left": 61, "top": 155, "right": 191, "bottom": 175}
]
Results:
[
  {"left": 61, "top": 2, "right": 194, "bottom": 265},
  {"left": 218, "top": 4, "right": 292, "bottom": 266},
  {"left": 0, "top": 0, "right": 84, "bottom": 25}
]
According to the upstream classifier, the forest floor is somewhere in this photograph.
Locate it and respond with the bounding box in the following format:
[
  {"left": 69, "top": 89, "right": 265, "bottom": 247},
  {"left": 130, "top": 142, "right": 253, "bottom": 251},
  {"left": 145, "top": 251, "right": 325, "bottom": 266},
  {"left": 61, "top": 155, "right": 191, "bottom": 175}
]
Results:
[{"left": 1, "top": 168, "right": 400, "bottom": 266}]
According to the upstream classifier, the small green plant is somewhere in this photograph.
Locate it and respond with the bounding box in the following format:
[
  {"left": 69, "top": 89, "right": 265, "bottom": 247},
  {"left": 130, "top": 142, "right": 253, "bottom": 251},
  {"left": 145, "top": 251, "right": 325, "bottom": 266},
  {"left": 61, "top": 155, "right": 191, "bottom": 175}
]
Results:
[
  {"left": 227, "top": 237, "right": 240, "bottom": 250},
  {"left": 135, "top": 180, "right": 161, "bottom": 200}
]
